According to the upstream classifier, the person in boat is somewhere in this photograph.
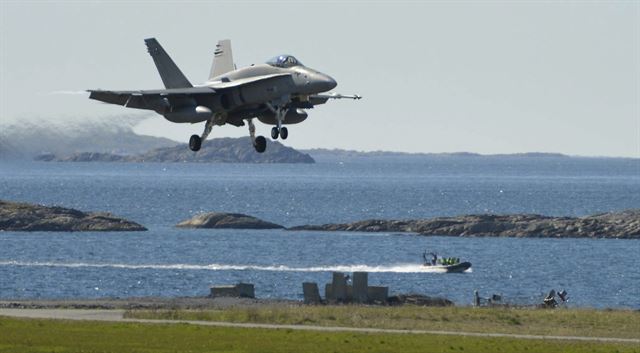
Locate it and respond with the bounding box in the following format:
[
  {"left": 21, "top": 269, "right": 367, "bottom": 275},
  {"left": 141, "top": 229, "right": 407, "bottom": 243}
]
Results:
[{"left": 422, "top": 251, "right": 438, "bottom": 266}]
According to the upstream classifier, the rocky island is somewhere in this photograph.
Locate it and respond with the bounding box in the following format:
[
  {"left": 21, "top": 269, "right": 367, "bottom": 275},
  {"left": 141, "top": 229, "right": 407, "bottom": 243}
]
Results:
[
  {"left": 0, "top": 200, "right": 146, "bottom": 232},
  {"left": 36, "top": 137, "right": 314, "bottom": 164},
  {"left": 176, "top": 212, "right": 284, "bottom": 229},
  {"left": 289, "top": 210, "right": 640, "bottom": 239}
]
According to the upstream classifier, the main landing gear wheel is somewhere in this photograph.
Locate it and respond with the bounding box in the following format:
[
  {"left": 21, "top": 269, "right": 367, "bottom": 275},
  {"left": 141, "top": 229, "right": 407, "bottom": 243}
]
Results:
[
  {"left": 189, "top": 135, "right": 202, "bottom": 152},
  {"left": 280, "top": 127, "right": 288, "bottom": 140},
  {"left": 254, "top": 135, "right": 267, "bottom": 153},
  {"left": 271, "top": 127, "right": 279, "bottom": 140}
]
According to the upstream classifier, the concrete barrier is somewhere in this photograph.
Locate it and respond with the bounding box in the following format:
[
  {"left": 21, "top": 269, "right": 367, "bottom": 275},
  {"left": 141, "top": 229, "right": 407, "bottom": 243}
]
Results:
[
  {"left": 321, "top": 272, "right": 389, "bottom": 304},
  {"left": 367, "top": 286, "right": 389, "bottom": 303},
  {"left": 210, "top": 283, "right": 255, "bottom": 298},
  {"left": 353, "top": 272, "right": 368, "bottom": 303},
  {"left": 331, "top": 272, "right": 347, "bottom": 302},
  {"left": 235, "top": 283, "right": 255, "bottom": 298},
  {"left": 303, "top": 282, "right": 322, "bottom": 304},
  {"left": 325, "top": 283, "right": 333, "bottom": 301}
]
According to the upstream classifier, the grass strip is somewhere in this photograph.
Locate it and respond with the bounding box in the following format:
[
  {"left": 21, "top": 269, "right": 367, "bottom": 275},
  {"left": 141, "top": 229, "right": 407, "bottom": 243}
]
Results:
[
  {"left": 125, "top": 305, "right": 640, "bottom": 339},
  {"left": 1, "top": 316, "right": 638, "bottom": 353}
]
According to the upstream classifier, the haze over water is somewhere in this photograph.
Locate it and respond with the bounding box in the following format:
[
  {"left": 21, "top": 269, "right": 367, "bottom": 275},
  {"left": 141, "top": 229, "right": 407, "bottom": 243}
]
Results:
[{"left": 0, "top": 156, "right": 638, "bottom": 308}]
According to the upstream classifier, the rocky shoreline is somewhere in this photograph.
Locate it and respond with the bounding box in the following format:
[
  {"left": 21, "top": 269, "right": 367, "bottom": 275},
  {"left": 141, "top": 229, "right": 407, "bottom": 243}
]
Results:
[
  {"left": 0, "top": 295, "right": 452, "bottom": 309},
  {"left": 289, "top": 210, "right": 640, "bottom": 239},
  {"left": 0, "top": 297, "right": 295, "bottom": 310},
  {"left": 0, "top": 200, "right": 146, "bottom": 232},
  {"left": 2, "top": 200, "right": 638, "bottom": 238}
]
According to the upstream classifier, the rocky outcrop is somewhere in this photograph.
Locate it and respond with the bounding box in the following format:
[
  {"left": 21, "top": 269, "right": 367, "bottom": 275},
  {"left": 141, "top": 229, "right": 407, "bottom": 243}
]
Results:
[
  {"left": 176, "top": 212, "right": 284, "bottom": 229},
  {"left": 36, "top": 137, "right": 315, "bottom": 164},
  {"left": 388, "top": 294, "right": 454, "bottom": 307},
  {"left": 289, "top": 210, "right": 640, "bottom": 239},
  {"left": 0, "top": 200, "right": 146, "bottom": 231}
]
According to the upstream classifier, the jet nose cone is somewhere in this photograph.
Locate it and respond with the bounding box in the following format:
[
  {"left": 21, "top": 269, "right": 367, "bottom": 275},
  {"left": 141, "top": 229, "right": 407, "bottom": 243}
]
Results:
[
  {"left": 322, "top": 75, "right": 338, "bottom": 91},
  {"left": 310, "top": 73, "right": 337, "bottom": 93}
]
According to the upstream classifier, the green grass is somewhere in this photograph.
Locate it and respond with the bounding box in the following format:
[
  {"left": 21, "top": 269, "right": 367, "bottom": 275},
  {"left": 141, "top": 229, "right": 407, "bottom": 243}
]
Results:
[
  {"left": 1, "top": 316, "right": 638, "bottom": 353},
  {"left": 125, "top": 305, "right": 640, "bottom": 339}
]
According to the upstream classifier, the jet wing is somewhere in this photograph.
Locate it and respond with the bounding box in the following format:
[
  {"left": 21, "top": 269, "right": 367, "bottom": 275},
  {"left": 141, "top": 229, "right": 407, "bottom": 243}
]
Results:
[
  {"left": 208, "top": 73, "right": 293, "bottom": 90},
  {"left": 88, "top": 87, "right": 215, "bottom": 110}
]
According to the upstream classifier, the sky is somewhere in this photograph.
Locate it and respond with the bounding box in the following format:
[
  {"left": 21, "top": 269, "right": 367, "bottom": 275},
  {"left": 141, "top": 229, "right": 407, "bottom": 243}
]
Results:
[{"left": 1, "top": 1, "right": 638, "bottom": 157}]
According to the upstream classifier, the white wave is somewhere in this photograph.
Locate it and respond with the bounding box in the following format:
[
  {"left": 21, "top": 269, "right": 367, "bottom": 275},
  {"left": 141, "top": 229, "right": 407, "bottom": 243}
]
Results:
[{"left": 0, "top": 261, "right": 450, "bottom": 273}]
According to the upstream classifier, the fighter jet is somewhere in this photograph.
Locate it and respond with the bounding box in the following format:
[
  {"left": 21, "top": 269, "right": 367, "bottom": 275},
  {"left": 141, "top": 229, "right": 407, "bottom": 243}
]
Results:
[{"left": 89, "top": 38, "right": 360, "bottom": 152}]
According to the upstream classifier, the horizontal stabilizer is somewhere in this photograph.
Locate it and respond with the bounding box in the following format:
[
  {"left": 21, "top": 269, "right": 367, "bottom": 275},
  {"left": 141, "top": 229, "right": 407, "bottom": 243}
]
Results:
[{"left": 144, "top": 38, "right": 193, "bottom": 89}]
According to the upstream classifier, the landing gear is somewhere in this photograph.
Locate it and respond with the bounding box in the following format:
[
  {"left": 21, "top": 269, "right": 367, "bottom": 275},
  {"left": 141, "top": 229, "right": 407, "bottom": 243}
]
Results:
[
  {"left": 248, "top": 118, "right": 267, "bottom": 153},
  {"left": 189, "top": 135, "right": 202, "bottom": 151},
  {"left": 266, "top": 102, "right": 290, "bottom": 141},
  {"left": 254, "top": 136, "right": 267, "bottom": 153},
  {"left": 271, "top": 126, "right": 288, "bottom": 140},
  {"left": 189, "top": 118, "right": 214, "bottom": 152}
]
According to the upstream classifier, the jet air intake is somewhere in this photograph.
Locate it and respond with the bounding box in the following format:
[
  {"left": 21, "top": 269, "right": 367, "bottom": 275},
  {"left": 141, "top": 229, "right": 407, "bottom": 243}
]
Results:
[{"left": 164, "top": 105, "right": 212, "bottom": 123}]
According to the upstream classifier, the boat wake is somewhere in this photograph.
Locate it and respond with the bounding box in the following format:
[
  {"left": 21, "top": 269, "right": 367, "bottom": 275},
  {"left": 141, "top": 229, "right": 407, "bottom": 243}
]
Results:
[{"left": 0, "top": 261, "right": 463, "bottom": 273}]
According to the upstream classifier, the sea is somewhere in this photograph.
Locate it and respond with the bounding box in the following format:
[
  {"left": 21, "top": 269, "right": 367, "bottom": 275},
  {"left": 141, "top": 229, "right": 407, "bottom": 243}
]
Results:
[{"left": 1, "top": 155, "right": 639, "bottom": 308}]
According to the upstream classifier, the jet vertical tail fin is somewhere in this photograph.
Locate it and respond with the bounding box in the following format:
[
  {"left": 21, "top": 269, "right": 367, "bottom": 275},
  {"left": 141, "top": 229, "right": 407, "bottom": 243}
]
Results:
[
  {"left": 144, "top": 38, "right": 193, "bottom": 89},
  {"left": 209, "top": 39, "right": 234, "bottom": 80}
]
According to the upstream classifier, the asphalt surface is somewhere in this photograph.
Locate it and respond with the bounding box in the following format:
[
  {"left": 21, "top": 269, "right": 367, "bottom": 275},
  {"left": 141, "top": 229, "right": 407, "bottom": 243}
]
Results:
[{"left": 1, "top": 308, "right": 638, "bottom": 344}]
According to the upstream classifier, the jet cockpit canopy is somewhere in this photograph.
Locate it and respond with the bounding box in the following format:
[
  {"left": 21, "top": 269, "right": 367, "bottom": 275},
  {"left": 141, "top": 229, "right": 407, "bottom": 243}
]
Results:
[{"left": 266, "top": 55, "right": 303, "bottom": 68}]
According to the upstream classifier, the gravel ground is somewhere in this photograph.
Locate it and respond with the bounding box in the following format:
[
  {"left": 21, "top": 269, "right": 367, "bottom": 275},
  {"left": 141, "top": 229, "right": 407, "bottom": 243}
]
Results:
[{"left": 0, "top": 296, "right": 300, "bottom": 310}]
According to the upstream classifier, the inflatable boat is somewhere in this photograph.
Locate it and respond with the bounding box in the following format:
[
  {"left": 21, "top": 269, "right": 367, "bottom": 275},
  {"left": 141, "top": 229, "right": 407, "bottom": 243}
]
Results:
[
  {"left": 422, "top": 251, "right": 472, "bottom": 273},
  {"left": 423, "top": 261, "right": 472, "bottom": 273}
]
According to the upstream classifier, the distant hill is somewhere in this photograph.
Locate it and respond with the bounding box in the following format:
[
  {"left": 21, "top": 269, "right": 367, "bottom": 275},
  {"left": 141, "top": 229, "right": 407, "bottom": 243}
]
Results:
[
  {"left": 36, "top": 137, "right": 315, "bottom": 164},
  {"left": 0, "top": 116, "right": 177, "bottom": 160},
  {"left": 4, "top": 116, "right": 621, "bottom": 162},
  {"left": 300, "top": 148, "right": 570, "bottom": 160}
]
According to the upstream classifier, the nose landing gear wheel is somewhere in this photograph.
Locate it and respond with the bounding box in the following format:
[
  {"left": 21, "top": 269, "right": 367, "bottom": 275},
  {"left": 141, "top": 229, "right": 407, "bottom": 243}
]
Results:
[
  {"left": 271, "top": 127, "right": 279, "bottom": 140},
  {"left": 280, "top": 127, "right": 288, "bottom": 140},
  {"left": 254, "top": 135, "right": 267, "bottom": 153},
  {"left": 189, "top": 135, "right": 202, "bottom": 151}
]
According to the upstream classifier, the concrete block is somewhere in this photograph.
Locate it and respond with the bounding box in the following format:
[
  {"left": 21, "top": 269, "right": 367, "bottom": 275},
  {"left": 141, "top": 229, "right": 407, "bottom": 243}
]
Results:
[
  {"left": 235, "top": 283, "right": 255, "bottom": 298},
  {"left": 210, "top": 283, "right": 255, "bottom": 298},
  {"left": 303, "top": 282, "right": 322, "bottom": 304},
  {"left": 367, "top": 286, "right": 388, "bottom": 303},
  {"left": 325, "top": 283, "right": 333, "bottom": 301},
  {"left": 210, "top": 285, "right": 237, "bottom": 298},
  {"left": 332, "top": 272, "right": 347, "bottom": 302},
  {"left": 325, "top": 284, "right": 349, "bottom": 302},
  {"left": 353, "top": 272, "right": 368, "bottom": 303}
]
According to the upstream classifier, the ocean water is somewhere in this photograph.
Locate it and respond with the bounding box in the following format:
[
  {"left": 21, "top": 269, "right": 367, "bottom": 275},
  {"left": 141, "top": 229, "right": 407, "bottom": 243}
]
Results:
[{"left": 0, "top": 156, "right": 639, "bottom": 308}]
